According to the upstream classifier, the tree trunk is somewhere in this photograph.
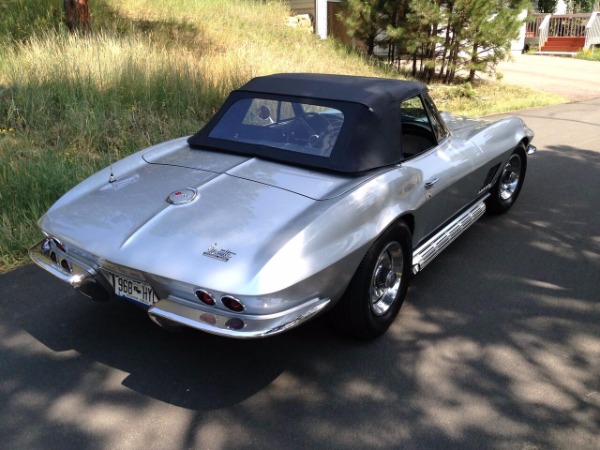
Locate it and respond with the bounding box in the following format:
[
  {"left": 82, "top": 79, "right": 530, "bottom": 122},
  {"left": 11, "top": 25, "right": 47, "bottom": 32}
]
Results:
[
  {"left": 64, "top": 0, "right": 91, "bottom": 33},
  {"left": 468, "top": 42, "right": 478, "bottom": 83},
  {"left": 366, "top": 34, "right": 376, "bottom": 56}
]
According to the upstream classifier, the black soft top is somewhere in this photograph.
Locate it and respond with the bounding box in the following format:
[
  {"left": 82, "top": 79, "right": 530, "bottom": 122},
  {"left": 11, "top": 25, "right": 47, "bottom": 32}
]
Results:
[
  {"left": 240, "top": 73, "right": 425, "bottom": 111},
  {"left": 188, "top": 73, "right": 428, "bottom": 174}
]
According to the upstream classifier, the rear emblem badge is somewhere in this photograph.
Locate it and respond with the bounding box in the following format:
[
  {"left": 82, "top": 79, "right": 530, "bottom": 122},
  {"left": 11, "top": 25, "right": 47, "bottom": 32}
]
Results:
[
  {"left": 167, "top": 188, "right": 197, "bottom": 205},
  {"left": 203, "top": 243, "right": 236, "bottom": 262}
]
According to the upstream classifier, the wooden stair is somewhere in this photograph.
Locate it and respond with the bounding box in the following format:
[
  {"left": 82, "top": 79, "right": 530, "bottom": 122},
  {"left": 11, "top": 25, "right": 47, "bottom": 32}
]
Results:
[{"left": 541, "top": 36, "right": 585, "bottom": 53}]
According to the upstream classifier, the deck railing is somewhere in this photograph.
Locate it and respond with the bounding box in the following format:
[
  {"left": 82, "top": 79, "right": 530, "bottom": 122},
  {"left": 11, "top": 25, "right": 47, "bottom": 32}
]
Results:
[
  {"left": 526, "top": 13, "right": 547, "bottom": 38},
  {"left": 527, "top": 13, "right": 595, "bottom": 38},
  {"left": 548, "top": 14, "right": 590, "bottom": 37},
  {"left": 584, "top": 12, "right": 600, "bottom": 49},
  {"left": 538, "top": 14, "right": 552, "bottom": 48},
  {"left": 526, "top": 12, "right": 598, "bottom": 51}
]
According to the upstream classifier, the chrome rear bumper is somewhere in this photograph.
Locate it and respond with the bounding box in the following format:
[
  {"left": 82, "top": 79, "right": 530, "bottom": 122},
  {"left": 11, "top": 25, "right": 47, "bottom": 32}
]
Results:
[
  {"left": 148, "top": 295, "right": 330, "bottom": 338},
  {"left": 30, "top": 237, "right": 330, "bottom": 338}
]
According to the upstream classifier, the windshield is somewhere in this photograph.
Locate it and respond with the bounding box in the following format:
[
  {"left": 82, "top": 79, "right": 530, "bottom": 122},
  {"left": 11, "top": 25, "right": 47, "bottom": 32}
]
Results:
[{"left": 208, "top": 97, "right": 344, "bottom": 158}]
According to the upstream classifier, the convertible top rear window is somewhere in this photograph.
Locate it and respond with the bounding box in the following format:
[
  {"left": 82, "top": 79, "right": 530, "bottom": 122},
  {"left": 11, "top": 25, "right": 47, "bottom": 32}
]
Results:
[
  {"left": 188, "top": 73, "right": 429, "bottom": 173},
  {"left": 208, "top": 97, "right": 344, "bottom": 158}
]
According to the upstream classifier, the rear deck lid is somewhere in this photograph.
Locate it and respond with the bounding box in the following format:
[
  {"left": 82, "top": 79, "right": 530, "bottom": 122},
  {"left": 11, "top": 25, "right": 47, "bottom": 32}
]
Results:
[{"left": 143, "top": 143, "right": 383, "bottom": 201}]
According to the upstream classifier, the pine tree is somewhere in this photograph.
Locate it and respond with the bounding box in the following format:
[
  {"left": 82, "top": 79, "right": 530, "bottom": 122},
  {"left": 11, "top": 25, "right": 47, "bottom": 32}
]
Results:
[
  {"left": 538, "top": 0, "right": 559, "bottom": 12},
  {"left": 341, "top": 0, "right": 395, "bottom": 55},
  {"left": 344, "top": 0, "right": 530, "bottom": 84},
  {"left": 452, "top": 0, "right": 529, "bottom": 83},
  {"left": 567, "top": 0, "right": 595, "bottom": 13},
  {"left": 407, "top": 0, "right": 445, "bottom": 82}
]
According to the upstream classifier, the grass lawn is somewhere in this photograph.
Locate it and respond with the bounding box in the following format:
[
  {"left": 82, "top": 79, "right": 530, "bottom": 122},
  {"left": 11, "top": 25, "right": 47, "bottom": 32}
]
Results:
[{"left": 575, "top": 47, "right": 600, "bottom": 61}]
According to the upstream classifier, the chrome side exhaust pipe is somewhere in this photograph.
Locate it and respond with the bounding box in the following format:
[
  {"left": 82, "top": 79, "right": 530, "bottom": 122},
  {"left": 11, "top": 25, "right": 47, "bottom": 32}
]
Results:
[{"left": 30, "top": 237, "right": 111, "bottom": 302}]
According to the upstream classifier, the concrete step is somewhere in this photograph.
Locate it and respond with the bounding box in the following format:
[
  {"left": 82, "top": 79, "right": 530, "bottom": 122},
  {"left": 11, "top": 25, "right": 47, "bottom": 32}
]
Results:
[
  {"left": 541, "top": 46, "right": 583, "bottom": 52},
  {"left": 535, "top": 51, "right": 576, "bottom": 56}
]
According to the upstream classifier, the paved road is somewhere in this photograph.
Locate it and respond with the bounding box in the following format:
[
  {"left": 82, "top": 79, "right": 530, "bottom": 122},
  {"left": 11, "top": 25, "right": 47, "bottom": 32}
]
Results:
[
  {"left": 1, "top": 99, "right": 599, "bottom": 450},
  {"left": 494, "top": 54, "right": 600, "bottom": 101}
]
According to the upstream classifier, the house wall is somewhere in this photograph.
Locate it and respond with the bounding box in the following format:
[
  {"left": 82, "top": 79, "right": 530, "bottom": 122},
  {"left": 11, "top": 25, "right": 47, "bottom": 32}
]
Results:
[
  {"left": 288, "top": 0, "right": 343, "bottom": 39},
  {"left": 289, "top": 0, "right": 315, "bottom": 16},
  {"left": 512, "top": 9, "right": 529, "bottom": 53},
  {"left": 316, "top": 0, "right": 327, "bottom": 38}
]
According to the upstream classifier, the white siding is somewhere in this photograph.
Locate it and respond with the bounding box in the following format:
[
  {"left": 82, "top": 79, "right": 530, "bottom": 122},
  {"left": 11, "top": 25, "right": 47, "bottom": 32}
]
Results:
[
  {"left": 289, "top": 0, "right": 315, "bottom": 14},
  {"left": 316, "top": 0, "right": 327, "bottom": 38},
  {"left": 288, "top": 0, "right": 343, "bottom": 40}
]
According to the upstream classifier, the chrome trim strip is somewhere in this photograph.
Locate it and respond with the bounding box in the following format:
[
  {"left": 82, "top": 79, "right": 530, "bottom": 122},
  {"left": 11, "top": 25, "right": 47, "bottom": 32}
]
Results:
[
  {"left": 148, "top": 296, "right": 331, "bottom": 338},
  {"left": 412, "top": 198, "right": 488, "bottom": 274}
]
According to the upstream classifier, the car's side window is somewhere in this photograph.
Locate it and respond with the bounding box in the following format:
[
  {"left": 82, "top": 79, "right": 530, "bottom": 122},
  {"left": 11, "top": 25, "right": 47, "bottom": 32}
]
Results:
[
  {"left": 422, "top": 93, "right": 450, "bottom": 142},
  {"left": 400, "top": 95, "right": 437, "bottom": 159}
]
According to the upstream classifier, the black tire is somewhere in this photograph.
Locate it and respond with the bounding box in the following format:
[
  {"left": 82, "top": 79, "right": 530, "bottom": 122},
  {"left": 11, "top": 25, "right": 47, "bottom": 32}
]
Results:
[
  {"left": 486, "top": 146, "right": 527, "bottom": 215},
  {"left": 330, "top": 221, "right": 412, "bottom": 339}
]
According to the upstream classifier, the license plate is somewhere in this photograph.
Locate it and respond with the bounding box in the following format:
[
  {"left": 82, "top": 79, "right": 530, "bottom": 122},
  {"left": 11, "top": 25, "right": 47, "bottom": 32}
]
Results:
[{"left": 112, "top": 273, "right": 157, "bottom": 306}]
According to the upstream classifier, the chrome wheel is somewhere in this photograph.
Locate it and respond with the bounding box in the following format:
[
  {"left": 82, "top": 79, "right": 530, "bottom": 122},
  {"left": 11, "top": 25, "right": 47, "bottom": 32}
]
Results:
[
  {"left": 486, "top": 147, "right": 528, "bottom": 215},
  {"left": 499, "top": 153, "right": 523, "bottom": 201},
  {"left": 330, "top": 221, "right": 411, "bottom": 339},
  {"left": 370, "top": 242, "right": 404, "bottom": 316}
]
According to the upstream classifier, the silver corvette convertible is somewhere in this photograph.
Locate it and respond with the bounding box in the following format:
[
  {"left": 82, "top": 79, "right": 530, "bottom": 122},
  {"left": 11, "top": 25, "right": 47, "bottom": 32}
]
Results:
[{"left": 30, "top": 73, "right": 535, "bottom": 339}]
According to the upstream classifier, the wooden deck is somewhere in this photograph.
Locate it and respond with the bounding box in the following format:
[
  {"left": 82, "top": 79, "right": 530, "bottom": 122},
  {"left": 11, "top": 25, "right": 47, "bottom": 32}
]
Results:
[
  {"left": 526, "top": 12, "right": 600, "bottom": 54},
  {"left": 541, "top": 36, "right": 586, "bottom": 53}
]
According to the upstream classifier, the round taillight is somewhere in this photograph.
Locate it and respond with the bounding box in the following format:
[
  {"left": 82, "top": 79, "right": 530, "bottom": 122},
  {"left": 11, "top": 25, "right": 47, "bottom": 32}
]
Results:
[
  {"left": 221, "top": 295, "right": 245, "bottom": 312},
  {"left": 195, "top": 289, "right": 216, "bottom": 306}
]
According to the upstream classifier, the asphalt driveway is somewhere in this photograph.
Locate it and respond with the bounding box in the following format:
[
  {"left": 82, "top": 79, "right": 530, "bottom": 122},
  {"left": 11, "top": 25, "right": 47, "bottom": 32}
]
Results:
[{"left": 493, "top": 53, "right": 600, "bottom": 101}]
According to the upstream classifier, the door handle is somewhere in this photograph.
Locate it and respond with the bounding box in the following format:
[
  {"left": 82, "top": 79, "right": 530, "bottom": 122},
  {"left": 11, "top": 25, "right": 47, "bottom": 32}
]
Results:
[{"left": 425, "top": 178, "right": 440, "bottom": 189}]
